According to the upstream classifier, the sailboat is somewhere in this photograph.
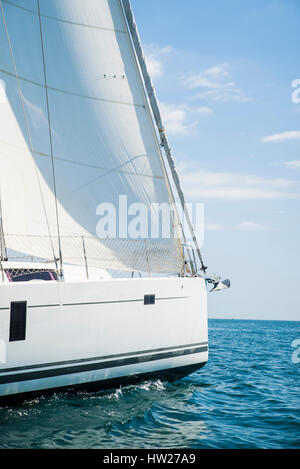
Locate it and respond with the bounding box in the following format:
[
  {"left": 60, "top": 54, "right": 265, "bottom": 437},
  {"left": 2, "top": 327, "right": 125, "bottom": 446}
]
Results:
[{"left": 0, "top": 0, "right": 229, "bottom": 402}]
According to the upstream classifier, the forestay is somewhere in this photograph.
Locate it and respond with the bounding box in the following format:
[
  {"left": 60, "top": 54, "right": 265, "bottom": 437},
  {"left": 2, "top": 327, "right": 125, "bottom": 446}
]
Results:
[{"left": 0, "top": 0, "right": 183, "bottom": 273}]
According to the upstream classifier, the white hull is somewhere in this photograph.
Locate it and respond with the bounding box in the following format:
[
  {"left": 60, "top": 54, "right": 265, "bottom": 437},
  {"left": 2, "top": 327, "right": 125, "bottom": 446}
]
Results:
[{"left": 0, "top": 276, "right": 208, "bottom": 401}]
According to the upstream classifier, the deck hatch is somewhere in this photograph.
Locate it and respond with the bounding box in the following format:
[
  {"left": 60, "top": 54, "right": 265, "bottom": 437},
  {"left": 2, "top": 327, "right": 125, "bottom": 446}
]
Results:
[{"left": 9, "top": 302, "right": 27, "bottom": 342}]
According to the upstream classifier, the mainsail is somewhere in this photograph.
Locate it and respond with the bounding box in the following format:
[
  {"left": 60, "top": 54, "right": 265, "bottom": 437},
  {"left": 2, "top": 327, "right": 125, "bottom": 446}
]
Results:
[{"left": 0, "top": 0, "right": 184, "bottom": 273}]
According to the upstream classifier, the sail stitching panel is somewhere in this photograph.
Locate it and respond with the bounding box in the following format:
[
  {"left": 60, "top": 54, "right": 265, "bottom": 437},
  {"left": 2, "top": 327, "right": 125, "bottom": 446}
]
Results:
[
  {"left": 0, "top": 0, "right": 185, "bottom": 273},
  {"left": 0, "top": 139, "right": 164, "bottom": 179},
  {"left": 0, "top": 69, "right": 145, "bottom": 108},
  {"left": 0, "top": 0, "right": 57, "bottom": 264},
  {"left": 2, "top": 0, "right": 127, "bottom": 34}
]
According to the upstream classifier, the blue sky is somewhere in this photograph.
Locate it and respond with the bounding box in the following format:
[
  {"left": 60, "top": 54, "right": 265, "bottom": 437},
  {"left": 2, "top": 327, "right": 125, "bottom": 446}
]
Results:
[{"left": 132, "top": 0, "right": 300, "bottom": 320}]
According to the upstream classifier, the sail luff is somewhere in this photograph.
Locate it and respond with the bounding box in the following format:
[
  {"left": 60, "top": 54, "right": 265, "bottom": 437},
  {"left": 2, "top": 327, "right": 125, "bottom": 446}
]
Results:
[
  {"left": 122, "top": 0, "right": 207, "bottom": 272},
  {"left": 117, "top": 0, "right": 183, "bottom": 246}
]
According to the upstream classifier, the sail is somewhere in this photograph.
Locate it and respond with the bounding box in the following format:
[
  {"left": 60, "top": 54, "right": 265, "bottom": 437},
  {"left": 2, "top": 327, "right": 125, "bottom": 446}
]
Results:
[{"left": 0, "top": 0, "right": 183, "bottom": 272}]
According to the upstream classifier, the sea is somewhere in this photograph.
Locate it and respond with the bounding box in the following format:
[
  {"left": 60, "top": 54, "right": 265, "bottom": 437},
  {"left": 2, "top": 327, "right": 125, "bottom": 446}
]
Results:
[{"left": 0, "top": 319, "right": 299, "bottom": 449}]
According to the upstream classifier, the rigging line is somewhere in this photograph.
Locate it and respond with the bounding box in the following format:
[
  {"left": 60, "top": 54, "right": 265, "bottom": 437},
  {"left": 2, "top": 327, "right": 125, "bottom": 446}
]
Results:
[
  {"left": 0, "top": 0, "right": 57, "bottom": 269},
  {"left": 37, "top": 0, "right": 62, "bottom": 277}
]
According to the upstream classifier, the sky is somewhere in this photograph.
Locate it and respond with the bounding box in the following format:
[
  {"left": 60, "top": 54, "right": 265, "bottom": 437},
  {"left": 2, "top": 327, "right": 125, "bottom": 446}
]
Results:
[{"left": 131, "top": 0, "right": 300, "bottom": 320}]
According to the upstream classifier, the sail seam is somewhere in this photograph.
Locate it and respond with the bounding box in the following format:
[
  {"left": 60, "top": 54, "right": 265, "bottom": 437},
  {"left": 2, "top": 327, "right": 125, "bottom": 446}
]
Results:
[
  {"left": 2, "top": 0, "right": 127, "bottom": 34},
  {"left": 0, "top": 139, "right": 164, "bottom": 179},
  {"left": 0, "top": 68, "right": 145, "bottom": 108}
]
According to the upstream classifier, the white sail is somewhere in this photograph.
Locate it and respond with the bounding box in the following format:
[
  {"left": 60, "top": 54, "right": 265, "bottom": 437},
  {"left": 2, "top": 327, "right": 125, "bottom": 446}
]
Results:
[{"left": 0, "top": 0, "right": 183, "bottom": 272}]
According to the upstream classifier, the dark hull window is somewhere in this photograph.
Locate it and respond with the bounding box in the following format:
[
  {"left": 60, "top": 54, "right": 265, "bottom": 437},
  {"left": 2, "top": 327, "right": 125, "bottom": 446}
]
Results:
[
  {"left": 144, "top": 295, "right": 155, "bottom": 305},
  {"left": 9, "top": 302, "right": 27, "bottom": 342}
]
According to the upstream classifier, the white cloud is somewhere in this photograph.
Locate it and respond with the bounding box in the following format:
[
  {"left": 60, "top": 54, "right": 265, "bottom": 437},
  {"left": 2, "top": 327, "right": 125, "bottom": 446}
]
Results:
[
  {"left": 180, "top": 168, "right": 299, "bottom": 200},
  {"left": 193, "top": 88, "right": 253, "bottom": 103},
  {"left": 145, "top": 55, "right": 163, "bottom": 79},
  {"left": 186, "top": 187, "right": 298, "bottom": 199},
  {"left": 284, "top": 160, "right": 300, "bottom": 169},
  {"left": 185, "top": 64, "right": 232, "bottom": 89},
  {"left": 205, "top": 221, "right": 266, "bottom": 231},
  {"left": 262, "top": 131, "right": 300, "bottom": 143},
  {"left": 160, "top": 103, "right": 212, "bottom": 137},
  {"left": 160, "top": 103, "right": 196, "bottom": 136},
  {"left": 186, "top": 105, "right": 213, "bottom": 115},
  {"left": 144, "top": 44, "right": 173, "bottom": 80},
  {"left": 184, "top": 64, "right": 253, "bottom": 103}
]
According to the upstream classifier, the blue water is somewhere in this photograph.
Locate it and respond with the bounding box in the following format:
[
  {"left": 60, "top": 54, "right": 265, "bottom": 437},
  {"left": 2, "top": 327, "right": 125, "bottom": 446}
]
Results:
[{"left": 0, "top": 319, "right": 299, "bottom": 449}]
